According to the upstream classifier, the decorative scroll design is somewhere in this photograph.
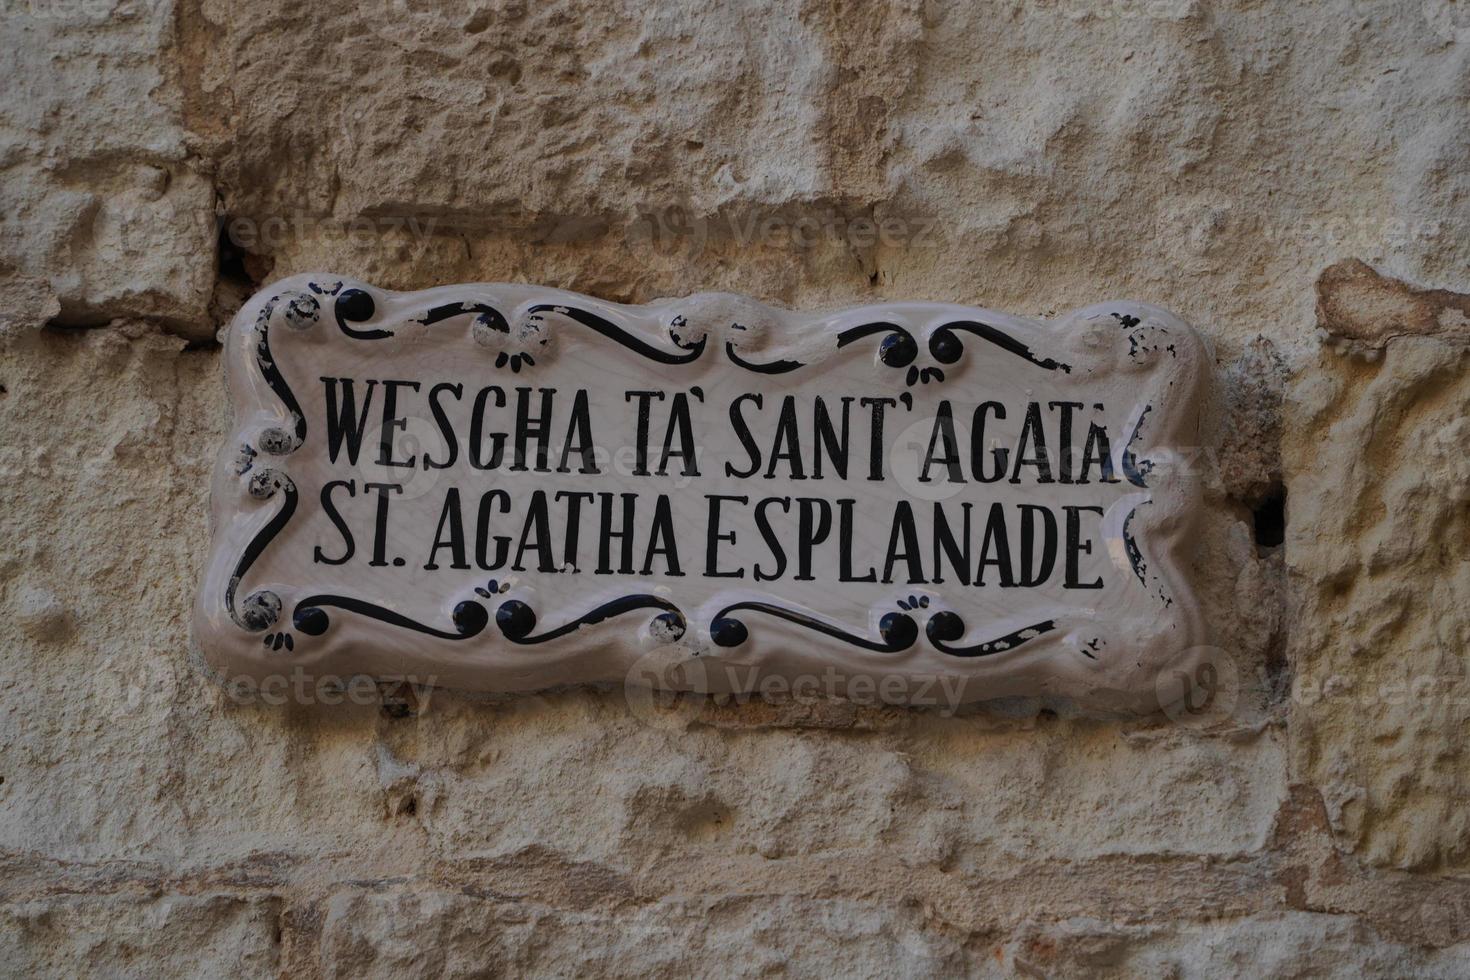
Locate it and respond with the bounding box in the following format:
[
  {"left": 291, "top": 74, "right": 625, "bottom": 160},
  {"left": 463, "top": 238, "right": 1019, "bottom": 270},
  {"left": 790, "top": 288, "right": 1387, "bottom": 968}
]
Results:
[
  {"left": 318, "top": 282, "right": 1075, "bottom": 388},
  {"left": 336, "top": 292, "right": 711, "bottom": 366},
  {"left": 707, "top": 597, "right": 1059, "bottom": 660},
  {"left": 252, "top": 298, "right": 309, "bottom": 454},
  {"left": 923, "top": 611, "right": 1059, "bottom": 658},
  {"left": 1114, "top": 307, "right": 1177, "bottom": 608},
  {"left": 927, "top": 321, "right": 1072, "bottom": 374},
  {"left": 224, "top": 284, "right": 320, "bottom": 643},
  {"left": 525, "top": 304, "right": 707, "bottom": 365},
  {"left": 224, "top": 468, "right": 296, "bottom": 633},
  {"left": 222, "top": 281, "right": 1180, "bottom": 668},
  {"left": 334, "top": 287, "right": 388, "bottom": 339},
  {"left": 724, "top": 321, "right": 917, "bottom": 376},
  {"left": 496, "top": 594, "right": 687, "bottom": 645},
  {"left": 1120, "top": 400, "right": 1157, "bottom": 596},
  {"left": 1121, "top": 403, "right": 1155, "bottom": 489},
  {"left": 290, "top": 594, "right": 490, "bottom": 641},
  {"left": 723, "top": 342, "right": 803, "bottom": 375},
  {"left": 724, "top": 319, "right": 1071, "bottom": 388},
  {"left": 709, "top": 600, "right": 919, "bottom": 653},
  {"left": 419, "top": 300, "right": 507, "bottom": 331}
]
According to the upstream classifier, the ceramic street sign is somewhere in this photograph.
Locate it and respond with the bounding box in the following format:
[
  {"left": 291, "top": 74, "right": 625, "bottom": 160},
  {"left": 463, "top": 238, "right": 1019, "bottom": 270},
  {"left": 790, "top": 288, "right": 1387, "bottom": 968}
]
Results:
[{"left": 195, "top": 275, "right": 1213, "bottom": 714}]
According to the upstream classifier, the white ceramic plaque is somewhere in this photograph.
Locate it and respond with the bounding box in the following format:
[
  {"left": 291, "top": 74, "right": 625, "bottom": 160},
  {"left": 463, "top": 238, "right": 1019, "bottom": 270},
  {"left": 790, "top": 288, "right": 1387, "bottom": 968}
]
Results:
[{"left": 195, "top": 275, "right": 1213, "bottom": 714}]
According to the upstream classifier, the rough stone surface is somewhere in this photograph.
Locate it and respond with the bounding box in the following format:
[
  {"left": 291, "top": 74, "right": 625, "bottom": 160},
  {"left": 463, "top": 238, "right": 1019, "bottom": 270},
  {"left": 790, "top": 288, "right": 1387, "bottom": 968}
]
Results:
[
  {"left": 1, "top": 0, "right": 1468, "bottom": 974},
  {"left": 0, "top": 892, "right": 282, "bottom": 978},
  {"left": 1, "top": 1, "right": 216, "bottom": 334},
  {"left": 1287, "top": 332, "right": 1470, "bottom": 872},
  {"left": 1317, "top": 257, "right": 1470, "bottom": 349}
]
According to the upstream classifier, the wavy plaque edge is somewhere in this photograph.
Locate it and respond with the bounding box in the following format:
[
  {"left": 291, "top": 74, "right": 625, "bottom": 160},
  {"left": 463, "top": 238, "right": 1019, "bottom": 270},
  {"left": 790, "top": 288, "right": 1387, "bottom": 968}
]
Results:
[{"left": 193, "top": 274, "right": 1216, "bottom": 716}]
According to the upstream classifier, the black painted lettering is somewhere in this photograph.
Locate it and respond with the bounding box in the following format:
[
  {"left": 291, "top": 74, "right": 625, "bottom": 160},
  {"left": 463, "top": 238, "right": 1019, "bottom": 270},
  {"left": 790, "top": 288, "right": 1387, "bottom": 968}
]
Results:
[
  {"left": 753, "top": 496, "right": 792, "bottom": 582},
  {"left": 1079, "top": 422, "right": 1118, "bottom": 484},
  {"left": 555, "top": 490, "right": 594, "bottom": 571},
  {"left": 726, "top": 394, "right": 763, "bottom": 478},
  {"left": 512, "top": 491, "right": 556, "bottom": 572},
  {"left": 882, "top": 500, "right": 925, "bottom": 585},
  {"left": 920, "top": 401, "right": 963, "bottom": 484},
  {"left": 1048, "top": 401, "right": 1083, "bottom": 484},
  {"left": 641, "top": 495, "right": 684, "bottom": 575},
  {"left": 425, "top": 488, "right": 469, "bottom": 570},
  {"left": 475, "top": 489, "right": 511, "bottom": 570},
  {"left": 625, "top": 390, "right": 664, "bottom": 476},
  {"left": 596, "top": 492, "right": 638, "bottom": 575},
  {"left": 795, "top": 497, "right": 832, "bottom": 581},
  {"left": 377, "top": 379, "right": 421, "bottom": 468},
  {"left": 363, "top": 482, "right": 403, "bottom": 567},
  {"left": 976, "top": 501, "right": 1016, "bottom": 587},
  {"left": 971, "top": 401, "right": 1007, "bottom": 483},
  {"left": 321, "top": 377, "right": 376, "bottom": 465},
  {"left": 512, "top": 387, "right": 556, "bottom": 473},
  {"left": 837, "top": 499, "right": 877, "bottom": 582},
  {"left": 932, "top": 501, "right": 972, "bottom": 586},
  {"left": 860, "top": 397, "right": 897, "bottom": 481},
  {"left": 705, "top": 494, "right": 747, "bottom": 578},
  {"left": 811, "top": 396, "right": 852, "bottom": 480},
  {"left": 1064, "top": 505, "right": 1105, "bottom": 589},
  {"left": 468, "top": 386, "right": 507, "bottom": 470},
  {"left": 1017, "top": 504, "right": 1058, "bottom": 587},
  {"left": 424, "top": 382, "right": 463, "bottom": 470},
  {"left": 656, "top": 392, "right": 699, "bottom": 477},
  {"left": 1009, "top": 402, "right": 1054, "bottom": 484},
  {"left": 314, "top": 479, "right": 356, "bottom": 565},
  {"left": 557, "top": 389, "right": 599, "bottom": 474},
  {"left": 765, "top": 396, "right": 805, "bottom": 480}
]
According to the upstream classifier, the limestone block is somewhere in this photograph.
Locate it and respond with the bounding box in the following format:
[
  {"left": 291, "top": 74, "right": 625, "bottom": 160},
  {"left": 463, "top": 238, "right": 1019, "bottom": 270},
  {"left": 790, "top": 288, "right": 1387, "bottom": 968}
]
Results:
[
  {"left": 175, "top": 1, "right": 1468, "bottom": 357},
  {"left": 1000, "top": 912, "right": 1470, "bottom": 978},
  {"left": 1288, "top": 307, "right": 1470, "bottom": 869},
  {"left": 0, "top": 893, "right": 281, "bottom": 978},
  {"left": 316, "top": 888, "right": 969, "bottom": 978},
  {"left": 0, "top": 3, "right": 216, "bottom": 336},
  {"left": 2, "top": 0, "right": 1470, "bottom": 972},
  {"left": 372, "top": 694, "right": 1285, "bottom": 870}
]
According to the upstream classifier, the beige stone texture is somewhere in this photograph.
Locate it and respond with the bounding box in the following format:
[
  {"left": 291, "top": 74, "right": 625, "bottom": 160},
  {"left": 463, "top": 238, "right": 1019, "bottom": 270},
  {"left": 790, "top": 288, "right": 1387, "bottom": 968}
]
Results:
[
  {"left": 1, "top": 0, "right": 1467, "bottom": 974},
  {"left": 1287, "top": 334, "right": 1470, "bottom": 872}
]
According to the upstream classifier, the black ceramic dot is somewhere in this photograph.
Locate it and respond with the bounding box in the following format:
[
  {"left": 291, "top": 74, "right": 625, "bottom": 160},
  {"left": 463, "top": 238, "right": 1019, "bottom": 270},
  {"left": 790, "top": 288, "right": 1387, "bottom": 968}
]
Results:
[
  {"left": 336, "top": 288, "right": 375, "bottom": 323},
  {"left": 239, "top": 590, "right": 281, "bottom": 632},
  {"left": 247, "top": 471, "right": 277, "bottom": 498},
  {"left": 710, "top": 617, "right": 748, "bottom": 648},
  {"left": 283, "top": 294, "right": 320, "bottom": 329},
  {"left": 652, "top": 611, "right": 687, "bottom": 642},
  {"left": 495, "top": 599, "right": 535, "bottom": 640},
  {"left": 878, "top": 611, "right": 917, "bottom": 650},
  {"left": 926, "top": 610, "right": 964, "bottom": 644},
  {"left": 294, "top": 606, "right": 330, "bottom": 636},
  {"left": 257, "top": 428, "right": 293, "bottom": 455},
  {"left": 878, "top": 331, "right": 918, "bottom": 368},
  {"left": 929, "top": 328, "right": 963, "bottom": 364},
  {"left": 453, "top": 600, "right": 489, "bottom": 637}
]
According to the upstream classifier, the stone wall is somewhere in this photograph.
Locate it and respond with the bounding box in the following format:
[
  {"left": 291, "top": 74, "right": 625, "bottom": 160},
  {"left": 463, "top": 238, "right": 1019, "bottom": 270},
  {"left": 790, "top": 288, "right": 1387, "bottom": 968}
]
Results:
[{"left": 1, "top": 0, "right": 1467, "bottom": 975}]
